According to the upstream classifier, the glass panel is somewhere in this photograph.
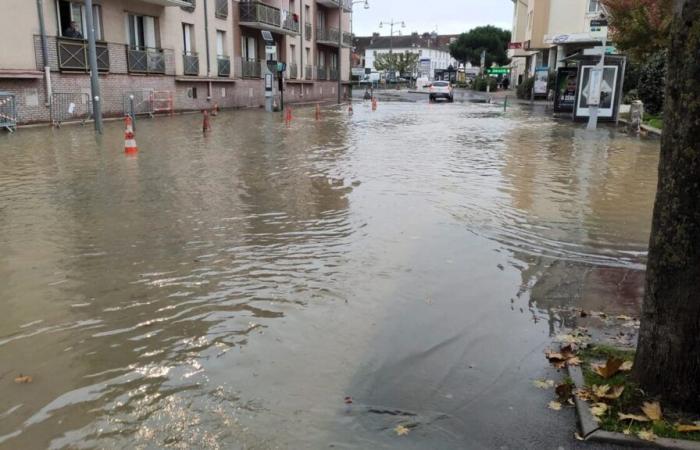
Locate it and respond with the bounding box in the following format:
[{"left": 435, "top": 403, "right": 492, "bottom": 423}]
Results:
[{"left": 217, "top": 31, "right": 225, "bottom": 56}]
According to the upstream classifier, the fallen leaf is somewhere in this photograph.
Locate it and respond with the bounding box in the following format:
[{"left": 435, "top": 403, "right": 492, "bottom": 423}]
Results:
[
  {"left": 592, "top": 384, "right": 610, "bottom": 398},
  {"left": 590, "top": 402, "right": 608, "bottom": 418},
  {"left": 623, "top": 429, "right": 631, "bottom": 435},
  {"left": 566, "top": 356, "right": 582, "bottom": 366},
  {"left": 618, "top": 412, "right": 650, "bottom": 422},
  {"left": 394, "top": 425, "right": 410, "bottom": 436},
  {"left": 14, "top": 374, "right": 32, "bottom": 384},
  {"left": 594, "top": 385, "right": 624, "bottom": 400},
  {"left": 591, "top": 357, "right": 624, "bottom": 379},
  {"left": 533, "top": 379, "right": 555, "bottom": 389},
  {"left": 574, "top": 432, "right": 584, "bottom": 441},
  {"left": 637, "top": 429, "right": 656, "bottom": 441},
  {"left": 676, "top": 424, "right": 700, "bottom": 432},
  {"left": 574, "top": 388, "right": 593, "bottom": 401},
  {"left": 619, "top": 361, "right": 633, "bottom": 372},
  {"left": 548, "top": 401, "right": 562, "bottom": 411},
  {"left": 616, "top": 315, "right": 634, "bottom": 321},
  {"left": 555, "top": 382, "right": 574, "bottom": 400},
  {"left": 641, "top": 401, "right": 662, "bottom": 421}
]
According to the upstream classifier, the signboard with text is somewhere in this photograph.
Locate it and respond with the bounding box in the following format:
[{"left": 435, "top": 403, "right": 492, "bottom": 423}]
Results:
[
  {"left": 487, "top": 67, "right": 510, "bottom": 75},
  {"left": 553, "top": 67, "right": 578, "bottom": 113}
]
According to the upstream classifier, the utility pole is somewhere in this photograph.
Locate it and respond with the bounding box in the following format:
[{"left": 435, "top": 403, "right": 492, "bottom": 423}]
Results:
[
  {"left": 84, "top": 0, "right": 102, "bottom": 133},
  {"left": 587, "top": 12, "right": 608, "bottom": 131},
  {"left": 379, "top": 19, "right": 405, "bottom": 85}
]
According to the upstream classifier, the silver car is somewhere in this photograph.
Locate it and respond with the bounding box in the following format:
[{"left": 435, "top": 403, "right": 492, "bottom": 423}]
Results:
[{"left": 429, "top": 81, "right": 454, "bottom": 102}]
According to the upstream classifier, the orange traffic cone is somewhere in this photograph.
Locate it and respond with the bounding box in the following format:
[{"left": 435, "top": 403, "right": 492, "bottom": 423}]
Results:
[
  {"left": 202, "top": 110, "right": 211, "bottom": 133},
  {"left": 124, "top": 116, "right": 138, "bottom": 154},
  {"left": 315, "top": 103, "right": 321, "bottom": 121}
]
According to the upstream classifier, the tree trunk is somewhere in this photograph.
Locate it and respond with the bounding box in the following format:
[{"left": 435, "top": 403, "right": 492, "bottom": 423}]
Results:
[{"left": 633, "top": 0, "right": 700, "bottom": 412}]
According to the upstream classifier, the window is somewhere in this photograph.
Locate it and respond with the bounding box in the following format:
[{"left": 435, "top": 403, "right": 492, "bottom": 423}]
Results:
[
  {"left": 319, "top": 51, "right": 325, "bottom": 67},
  {"left": 588, "top": 0, "right": 601, "bottom": 13},
  {"left": 290, "top": 0, "right": 295, "bottom": 13},
  {"left": 305, "top": 47, "right": 310, "bottom": 63},
  {"left": 215, "top": 0, "right": 228, "bottom": 18},
  {"left": 216, "top": 30, "right": 226, "bottom": 56},
  {"left": 241, "top": 35, "right": 257, "bottom": 61},
  {"left": 330, "top": 52, "right": 337, "bottom": 69},
  {"left": 128, "top": 14, "right": 158, "bottom": 49},
  {"left": 317, "top": 10, "right": 325, "bottom": 29},
  {"left": 57, "top": 1, "right": 103, "bottom": 40},
  {"left": 290, "top": 44, "right": 296, "bottom": 64},
  {"left": 182, "top": 23, "right": 195, "bottom": 53}
]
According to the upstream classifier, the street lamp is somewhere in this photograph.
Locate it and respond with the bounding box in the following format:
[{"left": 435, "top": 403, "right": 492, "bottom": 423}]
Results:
[
  {"left": 350, "top": 0, "right": 369, "bottom": 87},
  {"left": 378, "top": 19, "right": 405, "bottom": 83}
]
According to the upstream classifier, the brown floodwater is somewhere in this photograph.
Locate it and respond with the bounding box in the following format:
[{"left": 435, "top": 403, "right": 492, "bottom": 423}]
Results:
[{"left": 0, "top": 99, "right": 659, "bottom": 449}]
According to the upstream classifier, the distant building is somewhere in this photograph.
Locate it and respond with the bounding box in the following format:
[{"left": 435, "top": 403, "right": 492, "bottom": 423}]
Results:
[
  {"left": 358, "top": 32, "right": 459, "bottom": 80},
  {"left": 508, "top": 0, "right": 610, "bottom": 86}
]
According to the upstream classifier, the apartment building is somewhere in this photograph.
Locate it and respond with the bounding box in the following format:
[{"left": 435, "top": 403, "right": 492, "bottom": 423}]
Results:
[
  {"left": 0, "top": 0, "right": 352, "bottom": 125},
  {"left": 509, "top": 0, "right": 608, "bottom": 85}
]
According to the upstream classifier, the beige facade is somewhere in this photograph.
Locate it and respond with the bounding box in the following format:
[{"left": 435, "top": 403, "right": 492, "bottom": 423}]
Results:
[
  {"left": 509, "top": 0, "right": 609, "bottom": 84},
  {"left": 0, "top": 0, "right": 353, "bottom": 124}
]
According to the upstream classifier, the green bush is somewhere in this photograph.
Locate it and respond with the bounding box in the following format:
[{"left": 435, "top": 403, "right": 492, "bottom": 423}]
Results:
[
  {"left": 516, "top": 77, "right": 534, "bottom": 99},
  {"left": 637, "top": 50, "right": 666, "bottom": 115},
  {"left": 472, "top": 76, "right": 497, "bottom": 92}
]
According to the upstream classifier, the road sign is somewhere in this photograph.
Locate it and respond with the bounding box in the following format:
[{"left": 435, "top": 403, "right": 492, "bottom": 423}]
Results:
[
  {"left": 487, "top": 67, "right": 510, "bottom": 75},
  {"left": 265, "top": 45, "right": 277, "bottom": 55},
  {"left": 590, "top": 19, "right": 608, "bottom": 27}
]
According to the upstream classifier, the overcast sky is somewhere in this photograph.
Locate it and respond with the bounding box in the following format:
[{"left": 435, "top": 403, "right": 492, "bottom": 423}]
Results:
[{"left": 351, "top": 0, "right": 514, "bottom": 37}]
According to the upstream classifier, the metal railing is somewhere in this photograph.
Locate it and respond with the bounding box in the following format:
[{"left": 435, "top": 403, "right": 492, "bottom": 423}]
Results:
[
  {"left": 127, "top": 46, "right": 166, "bottom": 74},
  {"left": 215, "top": 0, "right": 228, "bottom": 18},
  {"left": 57, "top": 37, "right": 109, "bottom": 72},
  {"left": 318, "top": 0, "right": 352, "bottom": 11},
  {"left": 217, "top": 55, "right": 231, "bottom": 77},
  {"left": 240, "top": 58, "right": 262, "bottom": 78},
  {"left": 329, "top": 68, "right": 338, "bottom": 80},
  {"left": 282, "top": 14, "right": 299, "bottom": 33},
  {"left": 316, "top": 27, "right": 339, "bottom": 43},
  {"left": 288, "top": 63, "right": 298, "bottom": 79},
  {"left": 342, "top": 32, "right": 353, "bottom": 46},
  {"left": 239, "top": 1, "right": 280, "bottom": 26},
  {"left": 305, "top": 65, "right": 313, "bottom": 79},
  {"left": 183, "top": 52, "right": 199, "bottom": 76},
  {"left": 317, "top": 66, "right": 327, "bottom": 80},
  {"left": 305, "top": 22, "right": 312, "bottom": 40},
  {"left": 0, "top": 93, "right": 17, "bottom": 132},
  {"left": 123, "top": 90, "right": 155, "bottom": 117},
  {"left": 50, "top": 92, "right": 92, "bottom": 126}
]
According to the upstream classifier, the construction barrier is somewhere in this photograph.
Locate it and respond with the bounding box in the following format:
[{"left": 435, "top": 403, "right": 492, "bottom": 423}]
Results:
[
  {"left": 123, "top": 90, "right": 155, "bottom": 118},
  {"left": 151, "top": 90, "right": 174, "bottom": 116},
  {"left": 51, "top": 92, "right": 91, "bottom": 127},
  {"left": 0, "top": 92, "right": 17, "bottom": 132}
]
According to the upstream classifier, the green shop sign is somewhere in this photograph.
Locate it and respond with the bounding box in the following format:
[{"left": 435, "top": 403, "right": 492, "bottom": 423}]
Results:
[{"left": 487, "top": 67, "right": 510, "bottom": 75}]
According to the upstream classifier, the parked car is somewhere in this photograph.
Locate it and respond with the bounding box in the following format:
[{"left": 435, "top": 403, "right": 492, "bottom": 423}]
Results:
[{"left": 429, "top": 81, "right": 454, "bottom": 102}]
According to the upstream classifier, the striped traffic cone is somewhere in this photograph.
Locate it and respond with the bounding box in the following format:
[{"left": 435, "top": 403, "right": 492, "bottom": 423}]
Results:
[{"left": 124, "top": 116, "right": 138, "bottom": 154}]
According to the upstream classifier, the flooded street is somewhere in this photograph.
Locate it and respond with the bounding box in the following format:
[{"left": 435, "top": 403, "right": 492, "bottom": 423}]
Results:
[{"left": 0, "top": 99, "right": 659, "bottom": 449}]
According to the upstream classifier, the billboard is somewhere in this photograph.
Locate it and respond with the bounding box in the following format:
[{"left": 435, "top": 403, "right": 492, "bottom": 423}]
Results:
[
  {"left": 419, "top": 58, "right": 431, "bottom": 77},
  {"left": 575, "top": 65, "right": 619, "bottom": 118},
  {"left": 534, "top": 67, "right": 549, "bottom": 96},
  {"left": 553, "top": 67, "right": 578, "bottom": 113}
]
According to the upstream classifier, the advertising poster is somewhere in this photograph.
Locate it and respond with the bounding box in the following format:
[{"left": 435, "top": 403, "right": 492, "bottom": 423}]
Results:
[
  {"left": 576, "top": 65, "right": 618, "bottom": 118},
  {"left": 553, "top": 67, "right": 578, "bottom": 112},
  {"left": 534, "top": 67, "right": 549, "bottom": 96}
]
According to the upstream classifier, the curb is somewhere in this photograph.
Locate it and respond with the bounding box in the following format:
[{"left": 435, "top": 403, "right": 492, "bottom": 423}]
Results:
[
  {"left": 617, "top": 118, "right": 663, "bottom": 136},
  {"left": 568, "top": 365, "right": 700, "bottom": 449}
]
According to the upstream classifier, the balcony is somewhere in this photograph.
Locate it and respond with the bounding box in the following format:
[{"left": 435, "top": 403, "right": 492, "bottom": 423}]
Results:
[
  {"left": 316, "top": 0, "right": 352, "bottom": 12},
  {"left": 305, "top": 22, "right": 312, "bottom": 41},
  {"left": 288, "top": 63, "right": 298, "bottom": 79},
  {"left": 137, "top": 0, "right": 192, "bottom": 6},
  {"left": 183, "top": 52, "right": 199, "bottom": 75},
  {"left": 316, "top": 27, "right": 352, "bottom": 47},
  {"left": 239, "top": 2, "right": 299, "bottom": 36},
  {"left": 57, "top": 37, "right": 109, "bottom": 72},
  {"left": 127, "top": 46, "right": 166, "bottom": 74},
  {"left": 305, "top": 65, "right": 313, "bottom": 79},
  {"left": 316, "top": 66, "right": 327, "bottom": 80},
  {"left": 217, "top": 55, "right": 231, "bottom": 77},
  {"left": 240, "top": 58, "right": 262, "bottom": 78}
]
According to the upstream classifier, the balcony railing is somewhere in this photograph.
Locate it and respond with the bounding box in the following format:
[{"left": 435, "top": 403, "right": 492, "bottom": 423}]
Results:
[
  {"left": 317, "top": 66, "right": 327, "bottom": 80},
  {"left": 183, "top": 52, "right": 199, "bottom": 76},
  {"left": 305, "top": 65, "right": 313, "bottom": 79},
  {"left": 217, "top": 55, "right": 231, "bottom": 77},
  {"left": 239, "top": 2, "right": 298, "bottom": 34},
  {"left": 329, "top": 68, "right": 338, "bottom": 81},
  {"left": 342, "top": 32, "right": 352, "bottom": 46},
  {"left": 127, "top": 46, "right": 166, "bottom": 74},
  {"left": 215, "top": 0, "right": 228, "bottom": 18},
  {"left": 316, "top": 28, "right": 353, "bottom": 47},
  {"left": 282, "top": 14, "right": 299, "bottom": 33},
  {"left": 305, "top": 22, "right": 312, "bottom": 41},
  {"left": 57, "top": 37, "right": 109, "bottom": 72},
  {"left": 288, "top": 63, "right": 298, "bottom": 79},
  {"left": 317, "top": 0, "right": 352, "bottom": 12},
  {"left": 240, "top": 58, "right": 262, "bottom": 78}
]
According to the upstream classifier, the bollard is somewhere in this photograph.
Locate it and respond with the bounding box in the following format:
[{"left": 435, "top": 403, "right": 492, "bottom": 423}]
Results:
[
  {"left": 124, "top": 116, "right": 138, "bottom": 154},
  {"left": 630, "top": 100, "right": 644, "bottom": 134},
  {"left": 504, "top": 95, "right": 508, "bottom": 112},
  {"left": 202, "top": 110, "right": 211, "bottom": 133},
  {"left": 315, "top": 103, "right": 321, "bottom": 121},
  {"left": 371, "top": 97, "right": 377, "bottom": 111},
  {"left": 284, "top": 106, "right": 293, "bottom": 125}
]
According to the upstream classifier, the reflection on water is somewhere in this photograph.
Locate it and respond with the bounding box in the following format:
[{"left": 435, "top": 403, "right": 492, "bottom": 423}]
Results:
[{"left": 0, "top": 101, "right": 658, "bottom": 448}]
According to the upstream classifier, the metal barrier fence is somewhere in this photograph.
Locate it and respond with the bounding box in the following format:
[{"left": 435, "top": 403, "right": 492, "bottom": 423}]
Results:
[
  {"left": 151, "top": 91, "right": 173, "bottom": 115},
  {"left": 50, "top": 92, "right": 92, "bottom": 127},
  {"left": 123, "top": 90, "right": 155, "bottom": 118},
  {"left": 0, "top": 92, "right": 17, "bottom": 132}
]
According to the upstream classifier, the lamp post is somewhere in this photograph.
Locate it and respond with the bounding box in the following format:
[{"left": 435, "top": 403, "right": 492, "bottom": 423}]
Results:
[
  {"left": 350, "top": 0, "right": 369, "bottom": 88},
  {"left": 379, "top": 19, "right": 405, "bottom": 84}
]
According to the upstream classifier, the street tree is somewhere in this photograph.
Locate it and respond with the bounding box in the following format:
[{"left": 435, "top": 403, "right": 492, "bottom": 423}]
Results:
[
  {"left": 448, "top": 26, "right": 510, "bottom": 68},
  {"left": 373, "top": 51, "right": 420, "bottom": 76},
  {"left": 601, "top": 0, "right": 673, "bottom": 63},
  {"left": 633, "top": 0, "right": 700, "bottom": 412}
]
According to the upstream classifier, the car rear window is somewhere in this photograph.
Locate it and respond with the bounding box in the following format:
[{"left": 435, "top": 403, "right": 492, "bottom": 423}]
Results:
[{"left": 433, "top": 81, "right": 449, "bottom": 87}]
